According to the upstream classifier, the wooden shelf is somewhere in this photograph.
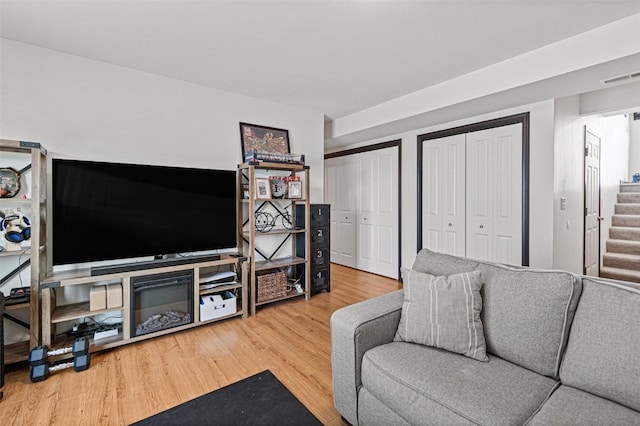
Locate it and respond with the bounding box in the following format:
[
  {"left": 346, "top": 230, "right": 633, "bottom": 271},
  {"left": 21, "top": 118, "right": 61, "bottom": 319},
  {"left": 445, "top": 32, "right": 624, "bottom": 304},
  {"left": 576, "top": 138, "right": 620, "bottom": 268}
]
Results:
[
  {"left": 5, "top": 302, "right": 30, "bottom": 311},
  {"left": 245, "top": 228, "right": 306, "bottom": 237},
  {"left": 3, "top": 340, "right": 30, "bottom": 365},
  {"left": 51, "top": 302, "right": 123, "bottom": 324},
  {"left": 199, "top": 281, "right": 242, "bottom": 296},
  {"left": 254, "top": 256, "right": 306, "bottom": 271},
  {"left": 1, "top": 138, "right": 48, "bottom": 362},
  {"left": 238, "top": 162, "right": 311, "bottom": 316},
  {"left": 241, "top": 198, "right": 307, "bottom": 203},
  {"left": 255, "top": 288, "right": 306, "bottom": 306},
  {"left": 238, "top": 161, "right": 307, "bottom": 171}
]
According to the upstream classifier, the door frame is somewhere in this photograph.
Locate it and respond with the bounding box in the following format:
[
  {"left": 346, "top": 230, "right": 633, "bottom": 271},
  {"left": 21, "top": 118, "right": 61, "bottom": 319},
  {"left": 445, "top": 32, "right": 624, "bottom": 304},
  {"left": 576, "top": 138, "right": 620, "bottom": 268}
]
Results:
[
  {"left": 416, "top": 112, "right": 531, "bottom": 266},
  {"left": 325, "top": 140, "right": 402, "bottom": 279},
  {"left": 583, "top": 126, "right": 601, "bottom": 276}
]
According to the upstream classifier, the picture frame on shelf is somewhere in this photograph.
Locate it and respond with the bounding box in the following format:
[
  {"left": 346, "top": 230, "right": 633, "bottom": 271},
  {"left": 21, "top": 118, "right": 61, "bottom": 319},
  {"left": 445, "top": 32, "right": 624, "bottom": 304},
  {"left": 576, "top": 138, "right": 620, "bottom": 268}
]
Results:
[
  {"left": 239, "top": 122, "right": 290, "bottom": 162},
  {"left": 0, "top": 167, "right": 21, "bottom": 198},
  {"left": 287, "top": 180, "right": 302, "bottom": 199},
  {"left": 255, "top": 178, "right": 272, "bottom": 199}
]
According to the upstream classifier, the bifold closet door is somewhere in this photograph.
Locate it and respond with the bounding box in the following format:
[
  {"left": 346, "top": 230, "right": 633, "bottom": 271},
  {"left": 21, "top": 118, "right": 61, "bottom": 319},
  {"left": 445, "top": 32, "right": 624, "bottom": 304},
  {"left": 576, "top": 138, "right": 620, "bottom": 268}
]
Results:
[
  {"left": 356, "top": 147, "right": 399, "bottom": 278},
  {"left": 466, "top": 123, "right": 522, "bottom": 264},
  {"left": 422, "top": 134, "right": 466, "bottom": 256},
  {"left": 324, "top": 156, "right": 357, "bottom": 268}
]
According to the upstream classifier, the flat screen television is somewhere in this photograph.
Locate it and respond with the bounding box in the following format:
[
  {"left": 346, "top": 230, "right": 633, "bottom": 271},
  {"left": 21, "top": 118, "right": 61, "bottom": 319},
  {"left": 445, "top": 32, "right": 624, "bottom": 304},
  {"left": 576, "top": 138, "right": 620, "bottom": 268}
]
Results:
[{"left": 52, "top": 158, "right": 237, "bottom": 266}]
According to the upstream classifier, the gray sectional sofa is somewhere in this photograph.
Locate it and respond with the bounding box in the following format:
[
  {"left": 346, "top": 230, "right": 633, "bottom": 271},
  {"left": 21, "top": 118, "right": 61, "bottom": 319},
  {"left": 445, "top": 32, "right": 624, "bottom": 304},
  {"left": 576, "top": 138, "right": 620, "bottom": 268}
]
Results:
[{"left": 331, "top": 249, "right": 640, "bottom": 425}]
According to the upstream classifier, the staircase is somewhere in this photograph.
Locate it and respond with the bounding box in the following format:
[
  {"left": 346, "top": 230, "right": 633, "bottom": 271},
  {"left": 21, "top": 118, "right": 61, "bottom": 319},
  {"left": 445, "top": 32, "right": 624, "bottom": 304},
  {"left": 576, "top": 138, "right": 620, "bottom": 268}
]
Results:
[{"left": 601, "top": 183, "right": 640, "bottom": 283}]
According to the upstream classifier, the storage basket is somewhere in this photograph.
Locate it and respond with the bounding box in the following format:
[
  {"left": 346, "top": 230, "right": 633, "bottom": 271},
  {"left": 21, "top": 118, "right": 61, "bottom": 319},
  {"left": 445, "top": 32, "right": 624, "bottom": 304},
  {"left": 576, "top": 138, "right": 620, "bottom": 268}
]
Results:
[{"left": 257, "top": 270, "right": 288, "bottom": 303}]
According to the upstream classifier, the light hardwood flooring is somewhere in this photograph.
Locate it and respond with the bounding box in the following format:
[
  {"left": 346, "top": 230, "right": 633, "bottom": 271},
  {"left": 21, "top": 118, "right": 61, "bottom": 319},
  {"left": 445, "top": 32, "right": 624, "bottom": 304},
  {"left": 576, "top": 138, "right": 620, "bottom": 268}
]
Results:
[{"left": 0, "top": 264, "right": 401, "bottom": 425}]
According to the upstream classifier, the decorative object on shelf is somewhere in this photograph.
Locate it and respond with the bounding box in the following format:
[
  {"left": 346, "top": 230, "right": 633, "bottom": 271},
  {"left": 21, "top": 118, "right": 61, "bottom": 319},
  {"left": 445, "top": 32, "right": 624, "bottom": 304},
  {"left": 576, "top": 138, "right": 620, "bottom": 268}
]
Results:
[
  {"left": 255, "top": 178, "right": 272, "bottom": 199},
  {"left": 1, "top": 211, "right": 31, "bottom": 251},
  {"left": 254, "top": 206, "right": 294, "bottom": 233},
  {"left": 242, "top": 183, "right": 250, "bottom": 199},
  {"left": 0, "top": 167, "right": 21, "bottom": 198},
  {"left": 256, "top": 270, "right": 288, "bottom": 303},
  {"left": 240, "top": 122, "right": 290, "bottom": 162},
  {"left": 269, "top": 176, "right": 286, "bottom": 199},
  {"left": 244, "top": 150, "right": 305, "bottom": 165},
  {"left": 633, "top": 173, "right": 640, "bottom": 183},
  {"left": 287, "top": 180, "right": 302, "bottom": 199}
]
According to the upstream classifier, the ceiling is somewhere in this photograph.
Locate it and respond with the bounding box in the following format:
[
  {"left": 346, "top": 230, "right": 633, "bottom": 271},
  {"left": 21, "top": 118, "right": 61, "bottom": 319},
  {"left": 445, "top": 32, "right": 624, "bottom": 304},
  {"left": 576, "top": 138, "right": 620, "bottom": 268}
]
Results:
[{"left": 2, "top": 0, "right": 640, "bottom": 127}]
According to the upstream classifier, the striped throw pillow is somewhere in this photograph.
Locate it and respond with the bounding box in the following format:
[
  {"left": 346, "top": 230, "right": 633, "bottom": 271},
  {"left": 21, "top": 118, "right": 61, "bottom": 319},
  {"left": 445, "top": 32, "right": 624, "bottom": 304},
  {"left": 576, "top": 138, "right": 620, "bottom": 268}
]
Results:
[{"left": 395, "top": 268, "right": 488, "bottom": 362}]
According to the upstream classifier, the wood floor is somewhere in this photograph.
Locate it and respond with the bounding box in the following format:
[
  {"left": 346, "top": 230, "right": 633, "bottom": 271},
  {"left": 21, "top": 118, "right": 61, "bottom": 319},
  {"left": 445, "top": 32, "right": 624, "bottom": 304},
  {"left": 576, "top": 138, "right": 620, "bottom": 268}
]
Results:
[{"left": 0, "top": 264, "right": 401, "bottom": 425}]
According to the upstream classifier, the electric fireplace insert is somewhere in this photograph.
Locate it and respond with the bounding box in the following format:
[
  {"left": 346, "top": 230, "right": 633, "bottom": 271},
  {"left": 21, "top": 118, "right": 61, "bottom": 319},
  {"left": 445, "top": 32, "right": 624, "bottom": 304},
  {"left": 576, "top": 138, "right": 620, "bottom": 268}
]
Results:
[{"left": 130, "top": 270, "right": 194, "bottom": 337}]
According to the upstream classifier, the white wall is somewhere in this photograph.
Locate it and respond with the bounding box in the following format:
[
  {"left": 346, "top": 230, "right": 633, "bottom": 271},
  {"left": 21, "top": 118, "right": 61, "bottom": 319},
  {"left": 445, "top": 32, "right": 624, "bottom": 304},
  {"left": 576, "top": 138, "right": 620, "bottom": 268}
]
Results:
[
  {"left": 0, "top": 39, "right": 325, "bottom": 196},
  {"left": 553, "top": 96, "right": 630, "bottom": 274},
  {"left": 328, "top": 100, "right": 556, "bottom": 270}
]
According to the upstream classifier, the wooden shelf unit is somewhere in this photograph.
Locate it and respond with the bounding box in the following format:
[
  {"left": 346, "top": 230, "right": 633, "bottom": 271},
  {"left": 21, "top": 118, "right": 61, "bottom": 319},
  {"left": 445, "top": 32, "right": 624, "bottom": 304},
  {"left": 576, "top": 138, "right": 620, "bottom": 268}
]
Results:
[
  {"left": 0, "top": 139, "right": 48, "bottom": 364},
  {"left": 40, "top": 255, "right": 248, "bottom": 350},
  {"left": 237, "top": 162, "right": 311, "bottom": 316}
]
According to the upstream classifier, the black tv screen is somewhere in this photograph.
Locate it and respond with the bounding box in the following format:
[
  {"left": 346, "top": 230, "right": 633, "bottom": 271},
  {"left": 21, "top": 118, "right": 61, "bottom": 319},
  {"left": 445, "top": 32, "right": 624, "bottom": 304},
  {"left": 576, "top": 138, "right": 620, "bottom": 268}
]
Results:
[{"left": 52, "top": 159, "right": 237, "bottom": 266}]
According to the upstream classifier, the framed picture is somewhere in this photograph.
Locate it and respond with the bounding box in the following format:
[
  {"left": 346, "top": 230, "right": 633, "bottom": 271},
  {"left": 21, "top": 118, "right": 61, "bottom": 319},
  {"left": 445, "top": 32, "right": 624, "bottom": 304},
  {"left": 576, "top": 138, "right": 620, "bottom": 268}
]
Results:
[
  {"left": 240, "top": 122, "right": 290, "bottom": 161},
  {"left": 287, "top": 181, "right": 302, "bottom": 199},
  {"left": 255, "top": 178, "right": 272, "bottom": 199}
]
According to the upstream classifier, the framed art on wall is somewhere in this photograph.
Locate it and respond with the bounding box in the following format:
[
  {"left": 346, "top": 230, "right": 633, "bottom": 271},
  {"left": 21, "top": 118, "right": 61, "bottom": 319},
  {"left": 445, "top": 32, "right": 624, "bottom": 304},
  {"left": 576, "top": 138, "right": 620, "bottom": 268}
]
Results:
[{"left": 240, "top": 123, "right": 290, "bottom": 161}]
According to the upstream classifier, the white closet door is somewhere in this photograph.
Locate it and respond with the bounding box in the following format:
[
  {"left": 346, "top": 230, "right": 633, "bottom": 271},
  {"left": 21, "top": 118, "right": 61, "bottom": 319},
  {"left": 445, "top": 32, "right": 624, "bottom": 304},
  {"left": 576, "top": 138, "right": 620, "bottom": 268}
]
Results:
[
  {"left": 466, "top": 124, "right": 522, "bottom": 264},
  {"left": 356, "top": 147, "right": 399, "bottom": 278},
  {"left": 423, "top": 134, "right": 466, "bottom": 256},
  {"left": 324, "top": 158, "right": 339, "bottom": 262},
  {"left": 324, "top": 156, "right": 357, "bottom": 267}
]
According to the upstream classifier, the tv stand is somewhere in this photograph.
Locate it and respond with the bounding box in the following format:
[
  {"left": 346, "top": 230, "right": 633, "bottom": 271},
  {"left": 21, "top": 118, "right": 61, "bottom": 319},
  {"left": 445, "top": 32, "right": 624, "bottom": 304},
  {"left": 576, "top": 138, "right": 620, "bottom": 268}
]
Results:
[
  {"left": 90, "top": 253, "right": 222, "bottom": 276},
  {"left": 40, "top": 254, "right": 248, "bottom": 349}
]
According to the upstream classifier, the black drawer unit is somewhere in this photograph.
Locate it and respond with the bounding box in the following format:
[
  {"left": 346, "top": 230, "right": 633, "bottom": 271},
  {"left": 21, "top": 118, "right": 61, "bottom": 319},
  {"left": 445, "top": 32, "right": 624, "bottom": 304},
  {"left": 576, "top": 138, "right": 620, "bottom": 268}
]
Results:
[{"left": 296, "top": 204, "right": 330, "bottom": 294}]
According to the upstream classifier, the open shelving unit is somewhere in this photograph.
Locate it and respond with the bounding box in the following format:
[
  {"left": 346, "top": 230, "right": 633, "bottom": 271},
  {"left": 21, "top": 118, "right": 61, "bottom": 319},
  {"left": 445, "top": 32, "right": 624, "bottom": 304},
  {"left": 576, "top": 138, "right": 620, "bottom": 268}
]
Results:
[
  {"left": 0, "top": 139, "right": 47, "bottom": 364},
  {"left": 238, "top": 161, "right": 311, "bottom": 316}
]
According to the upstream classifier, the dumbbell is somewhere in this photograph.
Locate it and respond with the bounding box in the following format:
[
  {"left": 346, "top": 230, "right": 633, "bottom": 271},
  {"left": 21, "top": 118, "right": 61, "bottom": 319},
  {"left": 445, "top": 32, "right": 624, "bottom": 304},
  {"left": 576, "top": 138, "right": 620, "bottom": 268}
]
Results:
[{"left": 29, "top": 337, "right": 91, "bottom": 383}]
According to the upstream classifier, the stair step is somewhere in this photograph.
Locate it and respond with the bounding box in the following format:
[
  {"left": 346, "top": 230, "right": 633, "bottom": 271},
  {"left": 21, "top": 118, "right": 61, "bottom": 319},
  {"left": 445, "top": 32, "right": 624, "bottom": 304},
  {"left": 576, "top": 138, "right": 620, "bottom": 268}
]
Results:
[
  {"left": 611, "top": 214, "right": 640, "bottom": 227},
  {"left": 620, "top": 183, "right": 640, "bottom": 193},
  {"left": 618, "top": 193, "right": 640, "bottom": 203},
  {"left": 614, "top": 203, "right": 640, "bottom": 215},
  {"left": 607, "top": 239, "right": 640, "bottom": 255},
  {"left": 600, "top": 266, "right": 640, "bottom": 284},
  {"left": 609, "top": 226, "right": 640, "bottom": 240},
  {"left": 603, "top": 253, "right": 640, "bottom": 271}
]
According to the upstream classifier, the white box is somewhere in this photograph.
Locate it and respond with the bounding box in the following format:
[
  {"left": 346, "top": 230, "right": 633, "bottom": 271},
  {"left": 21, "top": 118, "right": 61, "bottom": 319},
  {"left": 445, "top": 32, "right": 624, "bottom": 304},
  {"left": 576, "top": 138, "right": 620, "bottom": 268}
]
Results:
[
  {"left": 106, "top": 283, "right": 123, "bottom": 308},
  {"left": 89, "top": 285, "right": 107, "bottom": 311},
  {"left": 200, "top": 291, "right": 237, "bottom": 321}
]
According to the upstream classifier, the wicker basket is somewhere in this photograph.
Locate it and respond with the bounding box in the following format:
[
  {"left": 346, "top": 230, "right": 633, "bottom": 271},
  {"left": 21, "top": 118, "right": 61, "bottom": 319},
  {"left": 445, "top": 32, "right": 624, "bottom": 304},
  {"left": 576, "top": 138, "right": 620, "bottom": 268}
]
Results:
[{"left": 257, "top": 270, "right": 288, "bottom": 303}]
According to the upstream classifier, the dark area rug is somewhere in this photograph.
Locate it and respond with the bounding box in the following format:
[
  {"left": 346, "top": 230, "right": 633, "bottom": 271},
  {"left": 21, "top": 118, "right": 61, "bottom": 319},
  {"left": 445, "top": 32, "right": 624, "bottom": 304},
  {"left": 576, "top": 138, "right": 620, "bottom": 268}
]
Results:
[{"left": 132, "top": 370, "right": 322, "bottom": 425}]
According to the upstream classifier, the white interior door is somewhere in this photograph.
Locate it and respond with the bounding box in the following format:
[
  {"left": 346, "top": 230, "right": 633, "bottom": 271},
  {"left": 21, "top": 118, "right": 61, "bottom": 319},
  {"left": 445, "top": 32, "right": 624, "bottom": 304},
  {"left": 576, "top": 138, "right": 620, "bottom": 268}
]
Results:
[
  {"left": 423, "top": 134, "right": 466, "bottom": 256},
  {"left": 466, "top": 124, "right": 522, "bottom": 264},
  {"left": 584, "top": 127, "right": 601, "bottom": 276},
  {"left": 356, "top": 147, "right": 399, "bottom": 278},
  {"left": 324, "top": 156, "right": 357, "bottom": 268}
]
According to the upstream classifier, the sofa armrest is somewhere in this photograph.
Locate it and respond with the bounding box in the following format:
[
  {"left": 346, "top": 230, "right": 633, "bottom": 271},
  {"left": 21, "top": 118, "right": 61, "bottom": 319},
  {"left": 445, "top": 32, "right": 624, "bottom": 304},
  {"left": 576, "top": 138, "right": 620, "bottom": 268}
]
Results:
[{"left": 331, "top": 290, "right": 404, "bottom": 425}]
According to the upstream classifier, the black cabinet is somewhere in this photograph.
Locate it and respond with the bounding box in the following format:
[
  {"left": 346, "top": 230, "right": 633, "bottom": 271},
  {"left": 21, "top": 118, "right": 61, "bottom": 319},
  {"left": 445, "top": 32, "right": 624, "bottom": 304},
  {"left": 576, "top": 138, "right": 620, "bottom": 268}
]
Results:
[{"left": 296, "top": 204, "right": 330, "bottom": 294}]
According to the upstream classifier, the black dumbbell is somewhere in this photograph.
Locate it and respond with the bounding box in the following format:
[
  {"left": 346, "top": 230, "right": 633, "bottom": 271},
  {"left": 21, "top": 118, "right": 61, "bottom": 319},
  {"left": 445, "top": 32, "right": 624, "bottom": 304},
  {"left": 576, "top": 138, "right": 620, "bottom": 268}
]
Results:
[
  {"left": 29, "top": 337, "right": 91, "bottom": 382},
  {"left": 29, "top": 353, "right": 91, "bottom": 383}
]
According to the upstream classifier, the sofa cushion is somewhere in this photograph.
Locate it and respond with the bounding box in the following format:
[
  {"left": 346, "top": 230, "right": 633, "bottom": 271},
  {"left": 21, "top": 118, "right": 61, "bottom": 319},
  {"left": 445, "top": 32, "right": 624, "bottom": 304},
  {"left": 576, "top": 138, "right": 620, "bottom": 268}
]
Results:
[
  {"left": 559, "top": 277, "right": 640, "bottom": 412},
  {"left": 528, "top": 385, "right": 640, "bottom": 425},
  {"left": 395, "top": 269, "right": 488, "bottom": 361},
  {"left": 412, "top": 249, "right": 479, "bottom": 276},
  {"left": 475, "top": 262, "right": 581, "bottom": 378},
  {"left": 412, "top": 249, "right": 582, "bottom": 379},
  {"left": 361, "top": 341, "right": 558, "bottom": 426}
]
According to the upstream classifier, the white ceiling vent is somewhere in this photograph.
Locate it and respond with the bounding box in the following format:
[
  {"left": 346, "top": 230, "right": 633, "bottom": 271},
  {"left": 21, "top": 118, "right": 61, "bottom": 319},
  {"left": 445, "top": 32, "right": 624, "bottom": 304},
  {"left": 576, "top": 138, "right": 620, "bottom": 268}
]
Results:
[{"left": 602, "top": 71, "right": 640, "bottom": 85}]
